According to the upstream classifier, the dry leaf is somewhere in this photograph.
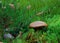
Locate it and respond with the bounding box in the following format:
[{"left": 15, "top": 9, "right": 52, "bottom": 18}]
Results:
[
  {"left": 27, "top": 5, "right": 31, "bottom": 10},
  {"left": 9, "top": 4, "right": 15, "bottom": 9},
  {"left": 36, "top": 11, "right": 44, "bottom": 15}
]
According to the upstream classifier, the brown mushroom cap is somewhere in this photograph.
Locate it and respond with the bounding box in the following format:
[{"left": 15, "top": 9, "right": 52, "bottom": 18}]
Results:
[
  {"left": 0, "top": 42, "right": 3, "bottom": 43},
  {"left": 29, "top": 21, "right": 47, "bottom": 28}
]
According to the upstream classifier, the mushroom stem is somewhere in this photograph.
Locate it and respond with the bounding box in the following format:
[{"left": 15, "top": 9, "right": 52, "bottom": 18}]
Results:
[{"left": 34, "top": 27, "right": 47, "bottom": 32}]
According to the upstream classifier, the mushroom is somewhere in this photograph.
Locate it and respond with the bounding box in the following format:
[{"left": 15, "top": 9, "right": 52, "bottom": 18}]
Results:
[
  {"left": 29, "top": 21, "right": 48, "bottom": 31},
  {"left": 0, "top": 42, "right": 3, "bottom": 43}
]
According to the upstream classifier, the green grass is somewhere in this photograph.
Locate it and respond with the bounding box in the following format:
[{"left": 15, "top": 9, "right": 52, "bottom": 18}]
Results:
[{"left": 0, "top": 0, "right": 60, "bottom": 43}]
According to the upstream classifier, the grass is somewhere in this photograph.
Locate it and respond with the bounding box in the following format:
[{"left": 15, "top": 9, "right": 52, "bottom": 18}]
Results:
[{"left": 0, "top": 0, "right": 60, "bottom": 43}]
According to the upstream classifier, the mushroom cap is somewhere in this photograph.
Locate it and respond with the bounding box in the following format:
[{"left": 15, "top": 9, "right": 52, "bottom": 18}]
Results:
[
  {"left": 29, "top": 21, "right": 47, "bottom": 28},
  {"left": 0, "top": 42, "right": 3, "bottom": 43}
]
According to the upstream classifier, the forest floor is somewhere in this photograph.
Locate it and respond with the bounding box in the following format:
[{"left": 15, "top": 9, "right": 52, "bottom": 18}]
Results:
[{"left": 0, "top": 0, "right": 60, "bottom": 43}]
